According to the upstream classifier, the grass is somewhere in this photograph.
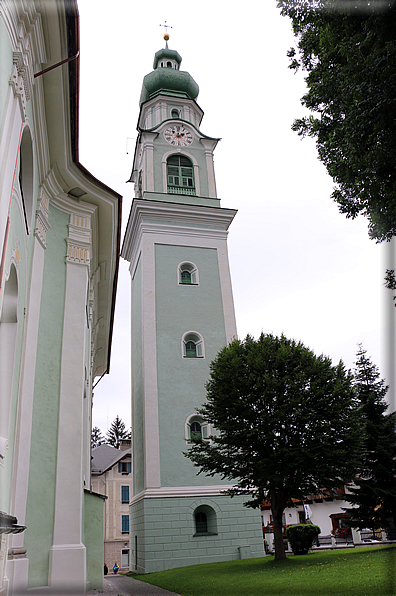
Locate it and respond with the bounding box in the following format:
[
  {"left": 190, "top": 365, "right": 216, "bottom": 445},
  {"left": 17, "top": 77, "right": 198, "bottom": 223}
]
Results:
[{"left": 129, "top": 546, "right": 396, "bottom": 595}]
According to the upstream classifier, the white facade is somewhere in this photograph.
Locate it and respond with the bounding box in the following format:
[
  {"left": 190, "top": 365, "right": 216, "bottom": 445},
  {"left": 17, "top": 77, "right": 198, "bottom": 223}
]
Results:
[{"left": 91, "top": 443, "right": 133, "bottom": 572}]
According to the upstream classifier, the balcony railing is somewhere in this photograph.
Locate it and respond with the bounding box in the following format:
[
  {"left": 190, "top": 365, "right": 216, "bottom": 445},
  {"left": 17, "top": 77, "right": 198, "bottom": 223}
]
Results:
[{"left": 168, "top": 186, "right": 196, "bottom": 196}]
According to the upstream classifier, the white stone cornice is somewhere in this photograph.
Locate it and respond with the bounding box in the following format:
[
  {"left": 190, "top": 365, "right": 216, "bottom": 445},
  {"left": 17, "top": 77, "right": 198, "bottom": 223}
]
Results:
[
  {"left": 122, "top": 200, "right": 237, "bottom": 278},
  {"left": 130, "top": 485, "right": 233, "bottom": 505},
  {"left": 1, "top": 1, "right": 46, "bottom": 98}
]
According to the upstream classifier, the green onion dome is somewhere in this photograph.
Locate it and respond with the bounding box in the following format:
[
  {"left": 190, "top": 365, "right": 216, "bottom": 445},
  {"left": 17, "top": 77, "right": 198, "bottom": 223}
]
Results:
[{"left": 139, "top": 44, "right": 199, "bottom": 105}]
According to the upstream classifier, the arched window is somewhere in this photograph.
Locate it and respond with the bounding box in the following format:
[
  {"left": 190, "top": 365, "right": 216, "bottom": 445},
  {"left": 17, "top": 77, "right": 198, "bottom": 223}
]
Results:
[
  {"left": 182, "top": 332, "right": 204, "bottom": 358},
  {"left": 185, "top": 341, "right": 196, "bottom": 358},
  {"left": 171, "top": 108, "right": 180, "bottom": 119},
  {"left": 195, "top": 512, "right": 207, "bottom": 533},
  {"left": 181, "top": 270, "right": 191, "bottom": 284},
  {"left": 167, "top": 155, "right": 195, "bottom": 196},
  {"left": 193, "top": 505, "right": 218, "bottom": 536},
  {"left": 190, "top": 421, "right": 202, "bottom": 440},
  {"left": 178, "top": 261, "right": 198, "bottom": 285},
  {"left": 19, "top": 126, "right": 34, "bottom": 233},
  {"left": 185, "top": 414, "right": 210, "bottom": 444},
  {"left": 167, "top": 61, "right": 172, "bottom": 68}
]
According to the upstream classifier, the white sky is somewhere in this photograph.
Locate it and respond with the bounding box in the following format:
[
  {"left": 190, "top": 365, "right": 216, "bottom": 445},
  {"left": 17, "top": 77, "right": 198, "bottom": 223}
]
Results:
[{"left": 77, "top": 0, "right": 394, "bottom": 433}]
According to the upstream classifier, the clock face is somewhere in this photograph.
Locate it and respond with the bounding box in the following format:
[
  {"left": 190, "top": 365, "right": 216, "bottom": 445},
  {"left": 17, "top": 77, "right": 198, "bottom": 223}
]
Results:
[{"left": 164, "top": 125, "right": 193, "bottom": 147}]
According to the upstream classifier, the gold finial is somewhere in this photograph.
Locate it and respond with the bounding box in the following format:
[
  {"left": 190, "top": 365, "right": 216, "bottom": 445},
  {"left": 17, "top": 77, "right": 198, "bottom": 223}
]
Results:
[{"left": 163, "top": 33, "right": 170, "bottom": 41}]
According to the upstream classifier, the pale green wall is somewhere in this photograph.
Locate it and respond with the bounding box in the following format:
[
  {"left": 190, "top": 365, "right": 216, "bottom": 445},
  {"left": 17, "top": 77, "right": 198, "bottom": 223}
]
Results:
[
  {"left": 25, "top": 205, "right": 68, "bottom": 589},
  {"left": 83, "top": 491, "right": 105, "bottom": 590},
  {"left": 131, "top": 256, "right": 144, "bottom": 495},
  {"left": 131, "top": 494, "right": 264, "bottom": 574},
  {"left": 155, "top": 244, "right": 227, "bottom": 487}
]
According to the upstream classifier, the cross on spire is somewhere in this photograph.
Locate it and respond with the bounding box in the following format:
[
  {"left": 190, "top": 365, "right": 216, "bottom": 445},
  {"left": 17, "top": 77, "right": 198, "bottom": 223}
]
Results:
[{"left": 159, "top": 21, "right": 173, "bottom": 34}]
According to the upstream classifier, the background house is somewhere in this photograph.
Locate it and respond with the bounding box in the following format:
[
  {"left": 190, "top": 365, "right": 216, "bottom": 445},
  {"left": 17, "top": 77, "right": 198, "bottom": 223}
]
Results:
[
  {"left": 261, "top": 487, "right": 351, "bottom": 538},
  {"left": 0, "top": 1, "right": 121, "bottom": 593},
  {"left": 91, "top": 441, "right": 132, "bottom": 571}
]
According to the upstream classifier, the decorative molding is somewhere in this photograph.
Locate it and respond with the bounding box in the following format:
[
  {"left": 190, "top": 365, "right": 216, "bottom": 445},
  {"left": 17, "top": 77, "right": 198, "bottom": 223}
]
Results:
[
  {"left": 9, "top": 54, "right": 27, "bottom": 121},
  {"left": 34, "top": 189, "right": 51, "bottom": 249},
  {"left": 66, "top": 213, "right": 92, "bottom": 267},
  {"left": 130, "top": 485, "right": 234, "bottom": 506},
  {"left": 66, "top": 241, "right": 90, "bottom": 267},
  {"left": 121, "top": 199, "right": 236, "bottom": 267}
]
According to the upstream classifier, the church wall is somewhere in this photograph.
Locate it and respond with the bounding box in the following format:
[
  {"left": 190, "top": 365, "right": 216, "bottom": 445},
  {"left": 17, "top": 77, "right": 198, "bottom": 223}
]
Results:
[
  {"left": 24, "top": 205, "right": 68, "bottom": 588},
  {"left": 0, "top": 19, "right": 13, "bottom": 133},
  {"left": 0, "top": 197, "right": 28, "bottom": 515},
  {"left": 131, "top": 255, "right": 145, "bottom": 496},
  {"left": 155, "top": 243, "right": 228, "bottom": 487},
  {"left": 130, "top": 495, "right": 264, "bottom": 574}
]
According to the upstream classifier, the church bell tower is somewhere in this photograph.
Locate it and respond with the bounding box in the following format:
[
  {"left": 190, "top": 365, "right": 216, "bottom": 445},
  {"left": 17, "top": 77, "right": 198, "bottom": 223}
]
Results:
[{"left": 121, "top": 36, "right": 264, "bottom": 573}]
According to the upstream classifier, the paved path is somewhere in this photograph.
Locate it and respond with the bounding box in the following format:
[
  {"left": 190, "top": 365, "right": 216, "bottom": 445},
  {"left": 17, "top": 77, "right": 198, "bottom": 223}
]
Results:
[{"left": 86, "top": 575, "right": 181, "bottom": 596}]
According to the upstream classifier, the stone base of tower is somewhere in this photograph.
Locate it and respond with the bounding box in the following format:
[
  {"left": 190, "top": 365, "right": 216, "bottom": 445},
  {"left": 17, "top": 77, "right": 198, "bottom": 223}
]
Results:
[{"left": 129, "top": 493, "right": 264, "bottom": 574}]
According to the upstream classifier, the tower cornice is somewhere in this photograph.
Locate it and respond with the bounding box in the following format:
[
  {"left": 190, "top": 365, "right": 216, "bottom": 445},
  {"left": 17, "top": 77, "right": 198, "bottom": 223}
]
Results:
[{"left": 121, "top": 199, "right": 237, "bottom": 267}]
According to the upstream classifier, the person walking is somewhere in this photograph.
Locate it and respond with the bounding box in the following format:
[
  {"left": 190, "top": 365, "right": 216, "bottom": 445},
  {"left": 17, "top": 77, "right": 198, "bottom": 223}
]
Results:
[
  {"left": 113, "top": 562, "right": 119, "bottom": 574},
  {"left": 104, "top": 563, "right": 108, "bottom": 575}
]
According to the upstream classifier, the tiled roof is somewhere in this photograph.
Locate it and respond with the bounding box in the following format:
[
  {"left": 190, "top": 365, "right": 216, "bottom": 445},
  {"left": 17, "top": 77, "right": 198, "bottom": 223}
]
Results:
[{"left": 91, "top": 444, "right": 131, "bottom": 475}]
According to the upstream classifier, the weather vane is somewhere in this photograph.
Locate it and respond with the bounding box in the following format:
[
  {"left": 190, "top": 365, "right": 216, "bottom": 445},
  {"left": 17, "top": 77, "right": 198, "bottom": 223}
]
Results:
[{"left": 159, "top": 21, "right": 173, "bottom": 41}]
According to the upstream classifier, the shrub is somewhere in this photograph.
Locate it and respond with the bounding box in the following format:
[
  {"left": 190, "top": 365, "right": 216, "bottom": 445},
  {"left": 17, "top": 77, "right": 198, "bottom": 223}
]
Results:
[{"left": 286, "top": 524, "right": 321, "bottom": 555}]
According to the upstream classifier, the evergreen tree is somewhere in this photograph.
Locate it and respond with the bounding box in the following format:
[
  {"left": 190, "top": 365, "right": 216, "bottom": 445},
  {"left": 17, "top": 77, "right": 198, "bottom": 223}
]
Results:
[
  {"left": 344, "top": 346, "right": 396, "bottom": 531},
  {"left": 91, "top": 426, "right": 105, "bottom": 449},
  {"left": 106, "top": 415, "right": 130, "bottom": 449},
  {"left": 185, "top": 333, "right": 363, "bottom": 561}
]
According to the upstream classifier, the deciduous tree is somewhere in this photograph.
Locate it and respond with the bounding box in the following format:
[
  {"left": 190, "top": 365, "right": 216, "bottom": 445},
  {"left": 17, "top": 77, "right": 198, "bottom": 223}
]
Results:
[
  {"left": 277, "top": 0, "right": 396, "bottom": 245},
  {"left": 185, "top": 333, "right": 362, "bottom": 560}
]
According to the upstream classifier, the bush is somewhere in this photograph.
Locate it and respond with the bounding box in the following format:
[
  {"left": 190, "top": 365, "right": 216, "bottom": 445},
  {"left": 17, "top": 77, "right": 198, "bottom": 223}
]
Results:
[{"left": 286, "top": 524, "right": 321, "bottom": 555}]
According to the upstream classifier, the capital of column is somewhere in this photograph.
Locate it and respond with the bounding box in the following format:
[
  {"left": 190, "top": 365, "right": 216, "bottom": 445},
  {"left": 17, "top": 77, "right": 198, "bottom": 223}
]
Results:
[
  {"left": 34, "top": 190, "right": 51, "bottom": 249},
  {"left": 66, "top": 213, "right": 92, "bottom": 268}
]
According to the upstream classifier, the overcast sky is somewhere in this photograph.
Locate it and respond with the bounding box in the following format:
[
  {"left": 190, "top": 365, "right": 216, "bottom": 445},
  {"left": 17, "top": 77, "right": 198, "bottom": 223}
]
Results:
[{"left": 77, "top": 0, "right": 394, "bottom": 433}]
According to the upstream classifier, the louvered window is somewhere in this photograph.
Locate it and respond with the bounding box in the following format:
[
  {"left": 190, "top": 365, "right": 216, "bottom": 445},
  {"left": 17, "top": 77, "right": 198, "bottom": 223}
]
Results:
[
  {"left": 121, "top": 485, "right": 129, "bottom": 503},
  {"left": 122, "top": 515, "right": 129, "bottom": 533}
]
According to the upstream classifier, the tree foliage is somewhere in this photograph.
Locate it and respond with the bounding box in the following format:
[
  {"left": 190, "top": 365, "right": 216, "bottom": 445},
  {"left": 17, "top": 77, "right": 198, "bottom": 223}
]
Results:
[
  {"left": 343, "top": 346, "right": 396, "bottom": 530},
  {"left": 106, "top": 415, "right": 131, "bottom": 449},
  {"left": 185, "top": 333, "right": 363, "bottom": 560},
  {"left": 277, "top": 0, "right": 396, "bottom": 243},
  {"left": 91, "top": 426, "right": 105, "bottom": 449}
]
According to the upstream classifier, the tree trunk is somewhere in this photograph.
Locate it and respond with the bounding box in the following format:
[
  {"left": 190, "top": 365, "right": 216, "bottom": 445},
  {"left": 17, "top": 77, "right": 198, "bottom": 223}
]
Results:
[{"left": 270, "top": 491, "right": 286, "bottom": 561}]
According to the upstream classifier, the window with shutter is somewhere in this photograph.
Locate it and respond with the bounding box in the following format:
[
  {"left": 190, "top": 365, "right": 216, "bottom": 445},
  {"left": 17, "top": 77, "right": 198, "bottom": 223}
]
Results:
[
  {"left": 121, "top": 485, "right": 129, "bottom": 503},
  {"left": 122, "top": 515, "right": 129, "bottom": 533},
  {"left": 178, "top": 262, "right": 198, "bottom": 285}
]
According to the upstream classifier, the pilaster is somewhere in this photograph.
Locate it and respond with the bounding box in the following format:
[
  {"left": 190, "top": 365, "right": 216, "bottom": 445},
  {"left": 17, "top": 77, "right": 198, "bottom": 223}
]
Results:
[
  {"left": 7, "top": 188, "right": 51, "bottom": 593},
  {"left": 48, "top": 210, "right": 92, "bottom": 592}
]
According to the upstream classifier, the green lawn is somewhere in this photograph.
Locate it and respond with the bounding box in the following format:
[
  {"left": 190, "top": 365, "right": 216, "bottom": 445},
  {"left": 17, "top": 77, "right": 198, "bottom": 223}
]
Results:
[{"left": 130, "top": 546, "right": 395, "bottom": 595}]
